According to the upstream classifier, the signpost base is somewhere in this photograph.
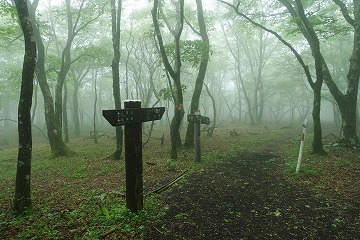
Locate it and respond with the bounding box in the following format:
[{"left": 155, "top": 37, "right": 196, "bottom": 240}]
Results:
[
  {"left": 124, "top": 101, "right": 143, "bottom": 212},
  {"left": 102, "top": 101, "right": 165, "bottom": 213},
  {"left": 187, "top": 111, "right": 210, "bottom": 162}
]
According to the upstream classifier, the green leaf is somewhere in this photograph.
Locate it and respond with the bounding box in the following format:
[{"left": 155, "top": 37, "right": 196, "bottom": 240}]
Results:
[
  {"left": 99, "top": 205, "right": 110, "bottom": 219},
  {"left": 273, "top": 208, "right": 281, "bottom": 217},
  {"left": 0, "top": 0, "right": 17, "bottom": 18},
  {"left": 100, "top": 193, "right": 106, "bottom": 202}
]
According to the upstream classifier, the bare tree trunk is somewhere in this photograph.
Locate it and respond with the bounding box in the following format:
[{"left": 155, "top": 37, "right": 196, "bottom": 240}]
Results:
[
  {"left": 63, "top": 80, "right": 69, "bottom": 143},
  {"left": 13, "top": 0, "right": 36, "bottom": 215},
  {"left": 205, "top": 83, "right": 216, "bottom": 129},
  {"left": 31, "top": 81, "right": 38, "bottom": 123},
  {"left": 152, "top": 0, "right": 184, "bottom": 159},
  {"left": 28, "top": 0, "right": 71, "bottom": 157},
  {"left": 184, "top": 0, "right": 210, "bottom": 148},
  {"left": 110, "top": 0, "right": 123, "bottom": 160},
  {"left": 73, "top": 83, "right": 81, "bottom": 137},
  {"left": 93, "top": 71, "right": 98, "bottom": 144}
]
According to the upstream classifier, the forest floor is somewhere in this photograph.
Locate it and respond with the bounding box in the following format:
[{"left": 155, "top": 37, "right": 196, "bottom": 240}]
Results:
[
  {"left": 144, "top": 132, "right": 360, "bottom": 239},
  {"left": 0, "top": 124, "right": 360, "bottom": 239}
]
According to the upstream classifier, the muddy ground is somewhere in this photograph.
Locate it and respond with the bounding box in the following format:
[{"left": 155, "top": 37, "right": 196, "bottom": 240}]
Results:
[{"left": 145, "top": 150, "right": 360, "bottom": 239}]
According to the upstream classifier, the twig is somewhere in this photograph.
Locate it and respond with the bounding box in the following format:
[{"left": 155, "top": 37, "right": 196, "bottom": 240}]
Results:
[
  {"left": 153, "top": 226, "right": 164, "bottom": 235},
  {"left": 110, "top": 191, "right": 126, "bottom": 198},
  {"left": 0, "top": 118, "right": 47, "bottom": 140},
  {"left": 100, "top": 228, "right": 116, "bottom": 239},
  {"left": 145, "top": 171, "right": 187, "bottom": 196}
]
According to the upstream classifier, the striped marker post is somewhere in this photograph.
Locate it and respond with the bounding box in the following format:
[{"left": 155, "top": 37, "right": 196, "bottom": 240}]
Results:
[{"left": 295, "top": 119, "right": 308, "bottom": 174}]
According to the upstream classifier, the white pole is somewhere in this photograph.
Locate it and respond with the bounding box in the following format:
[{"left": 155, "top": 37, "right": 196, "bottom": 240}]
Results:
[{"left": 295, "top": 119, "right": 308, "bottom": 174}]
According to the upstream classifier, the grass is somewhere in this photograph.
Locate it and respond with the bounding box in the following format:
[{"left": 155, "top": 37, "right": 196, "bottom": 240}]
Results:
[
  {"left": 281, "top": 131, "right": 360, "bottom": 215},
  {"left": 1, "top": 123, "right": 359, "bottom": 239},
  {"left": 276, "top": 129, "right": 360, "bottom": 234}
]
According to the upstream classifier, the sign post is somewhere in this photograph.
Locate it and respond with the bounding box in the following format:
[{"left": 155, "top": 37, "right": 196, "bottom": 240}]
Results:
[
  {"left": 102, "top": 101, "right": 165, "bottom": 212},
  {"left": 187, "top": 111, "right": 210, "bottom": 162},
  {"left": 295, "top": 118, "right": 308, "bottom": 174}
]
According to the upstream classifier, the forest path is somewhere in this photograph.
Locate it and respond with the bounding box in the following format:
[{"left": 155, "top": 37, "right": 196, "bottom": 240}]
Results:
[{"left": 144, "top": 142, "right": 359, "bottom": 239}]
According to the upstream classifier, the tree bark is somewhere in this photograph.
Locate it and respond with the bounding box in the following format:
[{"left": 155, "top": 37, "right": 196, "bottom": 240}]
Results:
[
  {"left": 152, "top": 0, "right": 185, "bottom": 159},
  {"left": 110, "top": 0, "right": 123, "bottom": 160},
  {"left": 204, "top": 83, "right": 217, "bottom": 129},
  {"left": 184, "top": 0, "right": 210, "bottom": 148},
  {"left": 322, "top": 0, "right": 360, "bottom": 146},
  {"left": 73, "top": 83, "right": 81, "bottom": 137},
  {"left": 312, "top": 86, "right": 326, "bottom": 155},
  {"left": 13, "top": 0, "right": 37, "bottom": 215},
  {"left": 63, "top": 80, "right": 69, "bottom": 143},
  {"left": 93, "top": 71, "right": 98, "bottom": 144},
  {"left": 28, "top": 0, "right": 71, "bottom": 157}
]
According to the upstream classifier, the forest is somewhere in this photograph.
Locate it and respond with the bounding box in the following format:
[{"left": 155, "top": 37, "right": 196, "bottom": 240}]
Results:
[{"left": 0, "top": 0, "right": 360, "bottom": 239}]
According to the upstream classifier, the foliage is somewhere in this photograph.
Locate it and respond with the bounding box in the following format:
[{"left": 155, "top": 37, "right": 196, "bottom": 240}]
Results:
[
  {"left": 164, "top": 40, "right": 209, "bottom": 68},
  {"left": 0, "top": 125, "right": 359, "bottom": 238},
  {"left": 284, "top": 2, "right": 352, "bottom": 39},
  {"left": 76, "top": 43, "right": 113, "bottom": 67},
  {"left": 156, "top": 84, "right": 187, "bottom": 101},
  {"left": 0, "top": 0, "right": 16, "bottom": 18},
  {"left": 0, "top": 1, "right": 20, "bottom": 46}
]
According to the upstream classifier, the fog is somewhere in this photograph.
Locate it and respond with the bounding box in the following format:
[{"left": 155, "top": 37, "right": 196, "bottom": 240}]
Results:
[{"left": 0, "top": 0, "right": 355, "bottom": 146}]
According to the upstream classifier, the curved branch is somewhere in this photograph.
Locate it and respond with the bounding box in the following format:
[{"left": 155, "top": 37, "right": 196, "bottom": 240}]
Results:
[
  {"left": 217, "top": 0, "right": 315, "bottom": 89},
  {"left": 332, "top": 0, "right": 355, "bottom": 27},
  {"left": 151, "top": 0, "right": 177, "bottom": 79}
]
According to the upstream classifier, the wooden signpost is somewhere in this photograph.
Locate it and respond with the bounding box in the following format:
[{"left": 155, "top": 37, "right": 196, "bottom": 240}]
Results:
[
  {"left": 187, "top": 111, "right": 210, "bottom": 162},
  {"left": 103, "top": 100, "right": 165, "bottom": 213}
]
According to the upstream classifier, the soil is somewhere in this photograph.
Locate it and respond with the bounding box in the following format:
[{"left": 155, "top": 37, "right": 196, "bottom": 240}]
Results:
[{"left": 145, "top": 149, "right": 360, "bottom": 239}]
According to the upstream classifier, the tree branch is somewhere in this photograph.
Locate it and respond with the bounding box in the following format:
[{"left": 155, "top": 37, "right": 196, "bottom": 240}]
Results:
[
  {"left": 152, "top": 0, "right": 176, "bottom": 79},
  {"left": 217, "top": 0, "right": 315, "bottom": 89},
  {"left": 332, "top": 0, "right": 355, "bottom": 27}
]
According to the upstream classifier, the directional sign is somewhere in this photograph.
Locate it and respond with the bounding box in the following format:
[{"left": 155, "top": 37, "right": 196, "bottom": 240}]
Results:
[
  {"left": 187, "top": 114, "right": 210, "bottom": 125},
  {"left": 103, "top": 107, "right": 165, "bottom": 126}
]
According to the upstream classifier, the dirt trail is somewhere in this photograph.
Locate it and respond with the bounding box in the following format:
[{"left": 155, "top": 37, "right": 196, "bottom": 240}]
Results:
[{"left": 145, "top": 149, "right": 360, "bottom": 239}]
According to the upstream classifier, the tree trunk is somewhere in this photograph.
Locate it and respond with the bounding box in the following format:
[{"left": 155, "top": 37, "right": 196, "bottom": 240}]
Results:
[
  {"left": 338, "top": 97, "right": 359, "bottom": 146},
  {"left": 205, "top": 83, "right": 216, "bottom": 128},
  {"left": 63, "top": 80, "right": 69, "bottom": 143},
  {"left": 110, "top": 0, "right": 123, "bottom": 160},
  {"left": 13, "top": 0, "right": 36, "bottom": 215},
  {"left": 312, "top": 86, "right": 326, "bottom": 155},
  {"left": 54, "top": 0, "right": 73, "bottom": 145},
  {"left": 152, "top": 0, "right": 184, "bottom": 159},
  {"left": 184, "top": 0, "right": 210, "bottom": 148},
  {"left": 28, "top": 1, "right": 71, "bottom": 157},
  {"left": 93, "top": 71, "right": 98, "bottom": 144},
  {"left": 277, "top": 0, "right": 326, "bottom": 154},
  {"left": 31, "top": 81, "right": 38, "bottom": 123},
  {"left": 170, "top": 106, "right": 185, "bottom": 159},
  {"left": 332, "top": 102, "right": 341, "bottom": 127},
  {"left": 73, "top": 83, "right": 81, "bottom": 137}
]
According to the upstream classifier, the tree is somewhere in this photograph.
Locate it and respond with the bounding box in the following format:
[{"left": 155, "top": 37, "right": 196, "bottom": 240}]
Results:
[
  {"left": 279, "top": 0, "right": 360, "bottom": 147},
  {"left": 219, "top": 0, "right": 327, "bottom": 154},
  {"left": 152, "top": 0, "right": 185, "bottom": 159},
  {"left": 28, "top": 0, "right": 72, "bottom": 156},
  {"left": 184, "top": 0, "right": 210, "bottom": 148},
  {"left": 13, "top": 0, "right": 37, "bottom": 215},
  {"left": 110, "top": 0, "right": 124, "bottom": 160},
  {"left": 28, "top": 0, "right": 105, "bottom": 156},
  {"left": 322, "top": 0, "right": 360, "bottom": 146}
]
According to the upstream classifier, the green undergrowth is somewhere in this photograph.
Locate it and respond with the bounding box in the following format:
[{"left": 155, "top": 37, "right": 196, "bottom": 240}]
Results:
[
  {"left": 1, "top": 193, "right": 162, "bottom": 239},
  {"left": 0, "top": 123, "right": 326, "bottom": 239},
  {"left": 282, "top": 131, "right": 360, "bottom": 201},
  {"left": 281, "top": 131, "right": 360, "bottom": 233}
]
